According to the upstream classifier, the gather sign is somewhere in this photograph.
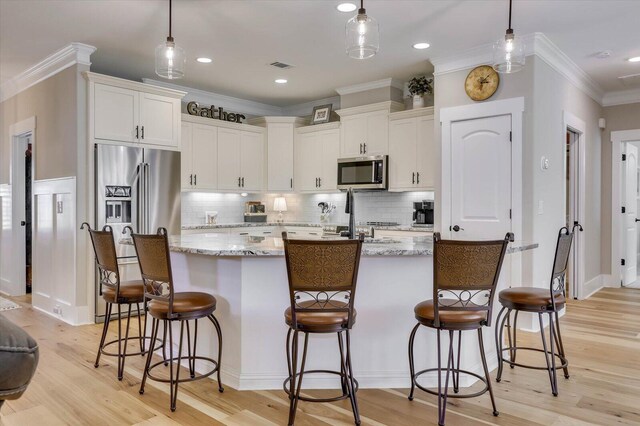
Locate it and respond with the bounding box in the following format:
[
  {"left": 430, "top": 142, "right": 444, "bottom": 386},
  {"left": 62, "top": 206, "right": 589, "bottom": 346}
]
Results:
[{"left": 186, "top": 101, "right": 246, "bottom": 124}]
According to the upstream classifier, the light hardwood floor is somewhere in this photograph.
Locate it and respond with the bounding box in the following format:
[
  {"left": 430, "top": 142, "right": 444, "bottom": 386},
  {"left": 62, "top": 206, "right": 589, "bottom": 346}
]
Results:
[{"left": 1, "top": 288, "right": 639, "bottom": 426}]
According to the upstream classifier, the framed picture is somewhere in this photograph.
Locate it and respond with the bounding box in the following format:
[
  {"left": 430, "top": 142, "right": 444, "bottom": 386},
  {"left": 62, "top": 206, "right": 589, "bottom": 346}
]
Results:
[{"left": 311, "top": 104, "right": 332, "bottom": 125}]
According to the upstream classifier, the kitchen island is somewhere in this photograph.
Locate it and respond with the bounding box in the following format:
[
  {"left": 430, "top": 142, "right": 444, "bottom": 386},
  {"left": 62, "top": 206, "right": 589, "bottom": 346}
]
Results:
[{"left": 123, "top": 233, "right": 536, "bottom": 391}]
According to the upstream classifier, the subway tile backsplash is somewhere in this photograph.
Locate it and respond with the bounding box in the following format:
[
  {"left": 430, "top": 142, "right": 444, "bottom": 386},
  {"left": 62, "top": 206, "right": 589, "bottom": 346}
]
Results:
[{"left": 182, "top": 191, "right": 434, "bottom": 226}]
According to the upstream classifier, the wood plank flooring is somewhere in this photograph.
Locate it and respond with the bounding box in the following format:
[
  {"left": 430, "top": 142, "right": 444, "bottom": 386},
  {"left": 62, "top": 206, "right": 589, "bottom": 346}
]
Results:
[{"left": 1, "top": 288, "right": 639, "bottom": 425}]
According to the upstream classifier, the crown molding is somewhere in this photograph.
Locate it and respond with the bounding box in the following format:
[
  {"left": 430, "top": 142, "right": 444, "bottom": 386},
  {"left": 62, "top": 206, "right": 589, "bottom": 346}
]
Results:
[
  {"left": 335, "top": 78, "right": 405, "bottom": 96},
  {"left": 86, "top": 72, "right": 186, "bottom": 98},
  {"left": 602, "top": 88, "right": 640, "bottom": 107},
  {"left": 142, "top": 78, "right": 283, "bottom": 117},
  {"left": 1, "top": 42, "right": 96, "bottom": 103}
]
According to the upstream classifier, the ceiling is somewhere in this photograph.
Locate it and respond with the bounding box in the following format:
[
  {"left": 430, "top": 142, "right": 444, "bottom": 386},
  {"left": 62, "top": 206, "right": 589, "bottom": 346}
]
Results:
[{"left": 1, "top": 0, "right": 639, "bottom": 106}]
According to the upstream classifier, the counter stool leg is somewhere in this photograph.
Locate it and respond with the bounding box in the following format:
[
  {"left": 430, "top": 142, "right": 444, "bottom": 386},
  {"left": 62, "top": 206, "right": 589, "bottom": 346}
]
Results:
[
  {"left": 186, "top": 320, "right": 193, "bottom": 378},
  {"left": 168, "top": 321, "right": 176, "bottom": 411},
  {"left": 407, "top": 323, "right": 420, "bottom": 401},
  {"left": 286, "top": 328, "right": 293, "bottom": 383},
  {"left": 452, "top": 331, "right": 462, "bottom": 393},
  {"left": 136, "top": 303, "right": 143, "bottom": 354},
  {"left": 345, "top": 329, "right": 361, "bottom": 425},
  {"left": 554, "top": 311, "right": 569, "bottom": 379},
  {"left": 338, "top": 332, "right": 348, "bottom": 396},
  {"left": 209, "top": 315, "right": 224, "bottom": 392},
  {"left": 139, "top": 317, "right": 159, "bottom": 395},
  {"left": 538, "top": 313, "right": 557, "bottom": 396},
  {"left": 478, "top": 328, "right": 499, "bottom": 416},
  {"left": 438, "top": 330, "right": 454, "bottom": 426},
  {"left": 511, "top": 310, "right": 519, "bottom": 367},
  {"left": 170, "top": 320, "right": 185, "bottom": 412},
  {"left": 495, "top": 307, "right": 509, "bottom": 382},
  {"left": 548, "top": 312, "right": 559, "bottom": 395},
  {"left": 141, "top": 301, "right": 148, "bottom": 354},
  {"left": 118, "top": 303, "right": 133, "bottom": 380},
  {"left": 95, "top": 303, "right": 112, "bottom": 368},
  {"left": 287, "top": 330, "right": 299, "bottom": 426},
  {"left": 162, "top": 321, "right": 168, "bottom": 366},
  {"left": 116, "top": 304, "right": 123, "bottom": 379}
]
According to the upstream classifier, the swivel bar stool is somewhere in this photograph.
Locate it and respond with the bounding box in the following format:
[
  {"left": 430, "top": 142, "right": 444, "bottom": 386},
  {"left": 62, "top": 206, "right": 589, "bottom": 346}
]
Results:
[
  {"left": 408, "top": 232, "right": 512, "bottom": 426},
  {"left": 82, "top": 223, "right": 162, "bottom": 380},
  {"left": 495, "top": 225, "right": 581, "bottom": 396},
  {"left": 128, "top": 227, "right": 224, "bottom": 412},
  {"left": 282, "top": 232, "right": 364, "bottom": 426}
]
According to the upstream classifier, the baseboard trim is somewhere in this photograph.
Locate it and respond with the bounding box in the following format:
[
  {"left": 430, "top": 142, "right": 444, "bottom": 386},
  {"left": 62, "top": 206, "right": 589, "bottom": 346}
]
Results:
[
  {"left": 31, "top": 295, "right": 92, "bottom": 326},
  {"left": 583, "top": 274, "right": 605, "bottom": 299}
]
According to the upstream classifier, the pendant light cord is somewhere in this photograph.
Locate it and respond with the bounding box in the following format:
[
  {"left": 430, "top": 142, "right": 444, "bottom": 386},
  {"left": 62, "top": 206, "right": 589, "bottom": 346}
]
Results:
[
  {"left": 508, "top": 0, "right": 513, "bottom": 31},
  {"left": 169, "top": 0, "right": 173, "bottom": 40}
]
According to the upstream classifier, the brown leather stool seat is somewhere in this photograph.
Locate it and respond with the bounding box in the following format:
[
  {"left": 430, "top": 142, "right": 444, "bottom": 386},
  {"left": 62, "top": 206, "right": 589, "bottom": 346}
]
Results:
[
  {"left": 148, "top": 292, "right": 217, "bottom": 320},
  {"left": 498, "top": 287, "right": 565, "bottom": 312},
  {"left": 284, "top": 300, "right": 356, "bottom": 333},
  {"left": 414, "top": 299, "right": 487, "bottom": 329},
  {"left": 102, "top": 280, "right": 145, "bottom": 304}
]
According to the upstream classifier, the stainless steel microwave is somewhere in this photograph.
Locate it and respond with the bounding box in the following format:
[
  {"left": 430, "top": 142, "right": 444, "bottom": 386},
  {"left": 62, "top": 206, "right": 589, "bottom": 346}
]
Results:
[{"left": 337, "top": 155, "right": 388, "bottom": 190}]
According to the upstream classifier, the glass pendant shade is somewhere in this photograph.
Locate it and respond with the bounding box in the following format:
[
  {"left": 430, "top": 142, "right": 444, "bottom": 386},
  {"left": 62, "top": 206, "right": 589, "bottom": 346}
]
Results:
[
  {"left": 345, "top": 10, "right": 379, "bottom": 59},
  {"left": 155, "top": 38, "right": 186, "bottom": 80},
  {"left": 492, "top": 30, "right": 525, "bottom": 73}
]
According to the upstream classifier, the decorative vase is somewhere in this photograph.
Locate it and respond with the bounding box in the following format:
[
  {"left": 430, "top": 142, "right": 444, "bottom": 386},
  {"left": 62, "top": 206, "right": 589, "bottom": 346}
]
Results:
[{"left": 412, "top": 95, "right": 425, "bottom": 109}]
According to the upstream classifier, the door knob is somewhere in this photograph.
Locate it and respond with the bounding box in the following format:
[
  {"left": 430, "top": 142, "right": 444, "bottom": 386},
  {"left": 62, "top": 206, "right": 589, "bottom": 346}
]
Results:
[
  {"left": 20, "top": 221, "right": 26, "bottom": 226},
  {"left": 451, "top": 225, "right": 464, "bottom": 232},
  {"left": 635, "top": 219, "right": 640, "bottom": 222}
]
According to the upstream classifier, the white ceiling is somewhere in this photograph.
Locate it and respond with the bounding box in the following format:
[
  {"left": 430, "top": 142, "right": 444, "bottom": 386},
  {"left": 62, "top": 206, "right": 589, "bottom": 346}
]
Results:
[{"left": 1, "top": 0, "right": 640, "bottom": 106}]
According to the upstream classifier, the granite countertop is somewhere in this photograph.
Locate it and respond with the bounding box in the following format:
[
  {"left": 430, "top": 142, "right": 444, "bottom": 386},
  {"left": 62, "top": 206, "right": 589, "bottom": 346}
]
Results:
[
  {"left": 120, "top": 233, "right": 537, "bottom": 257},
  {"left": 181, "top": 222, "right": 433, "bottom": 233}
]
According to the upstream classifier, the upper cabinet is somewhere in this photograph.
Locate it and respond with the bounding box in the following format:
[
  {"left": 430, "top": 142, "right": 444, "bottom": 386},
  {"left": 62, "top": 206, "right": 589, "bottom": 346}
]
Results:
[
  {"left": 181, "top": 122, "right": 218, "bottom": 190},
  {"left": 216, "top": 124, "right": 265, "bottom": 192},
  {"left": 86, "top": 72, "right": 185, "bottom": 150},
  {"left": 294, "top": 123, "right": 340, "bottom": 192},
  {"left": 249, "top": 117, "right": 306, "bottom": 192},
  {"left": 336, "top": 101, "right": 404, "bottom": 157},
  {"left": 388, "top": 107, "right": 435, "bottom": 191}
]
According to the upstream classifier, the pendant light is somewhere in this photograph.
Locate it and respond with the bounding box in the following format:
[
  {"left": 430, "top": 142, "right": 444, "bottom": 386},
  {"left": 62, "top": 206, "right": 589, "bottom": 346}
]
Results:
[
  {"left": 492, "top": 0, "right": 525, "bottom": 73},
  {"left": 345, "top": 0, "right": 379, "bottom": 60},
  {"left": 155, "top": 0, "right": 186, "bottom": 79}
]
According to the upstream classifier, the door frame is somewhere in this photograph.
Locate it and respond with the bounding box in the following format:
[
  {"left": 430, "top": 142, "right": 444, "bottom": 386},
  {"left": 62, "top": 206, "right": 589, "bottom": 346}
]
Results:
[
  {"left": 562, "top": 111, "right": 586, "bottom": 299},
  {"left": 611, "top": 129, "right": 640, "bottom": 287},
  {"left": 7, "top": 116, "right": 36, "bottom": 296}
]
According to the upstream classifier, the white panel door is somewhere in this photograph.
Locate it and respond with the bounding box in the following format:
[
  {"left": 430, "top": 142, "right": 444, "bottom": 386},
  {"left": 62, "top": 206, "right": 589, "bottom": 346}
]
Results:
[
  {"left": 450, "top": 115, "right": 511, "bottom": 239},
  {"left": 94, "top": 84, "right": 138, "bottom": 143},
  {"left": 416, "top": 115, "right": 435, "bottom": 189},
  {"left": 240, "top": 131, "right": 264, "bottom": 191},
  {"left": 365, "top": 110, "right": 389, "bottom": 155},
  {"left": 319, "top": 129, "right": 340, "bottom": 191},
  {"left": 217, "top": 128, "right": 242, "bottom": 190},
  {"left": 295, "top": 133, "right": 322, "bottom": 191},
  {"left": 623, "top": 144, "right": 638, "bottom": 285},
  {"left": 139, "top": 92, "right": 179, "bottom": 148},
  {"left": 341, "top": 115, "right": 367, "bottom": 157},
  {"left": 181, "top": 123, "right": 193, "bottom": 189},
  {"left": 192, "top": 124, "right": 218, "bottom": 190},
  {"left": 267, "top": 123, "right": 294, "bottom": 191},
  {"left": 389, "top": 118, "right": 417, "bottom": 190}
]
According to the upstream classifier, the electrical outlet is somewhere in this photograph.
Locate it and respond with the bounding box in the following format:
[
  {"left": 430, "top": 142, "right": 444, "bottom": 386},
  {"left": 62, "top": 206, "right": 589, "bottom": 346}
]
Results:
[
  {"left": 538, "top": 200, "right": 544, "bottom": 215},
  {"left": 53, "top": 305, "right": 61, "bottom": 315}
]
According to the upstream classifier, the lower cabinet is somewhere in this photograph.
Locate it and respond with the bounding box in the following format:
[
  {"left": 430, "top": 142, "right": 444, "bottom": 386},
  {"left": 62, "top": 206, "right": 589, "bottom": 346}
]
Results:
[{"left": 295, "top": 124, "right": 340, "bottom": 192}]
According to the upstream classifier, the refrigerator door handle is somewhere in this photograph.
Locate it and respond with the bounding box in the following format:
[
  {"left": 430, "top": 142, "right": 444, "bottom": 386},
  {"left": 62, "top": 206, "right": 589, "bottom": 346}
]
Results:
[
  {"left": 136, "top": 163, "right": 143, "bottom": 233},
  {"left": 144, "top": 163, "right": 150, "bottom": 233}
]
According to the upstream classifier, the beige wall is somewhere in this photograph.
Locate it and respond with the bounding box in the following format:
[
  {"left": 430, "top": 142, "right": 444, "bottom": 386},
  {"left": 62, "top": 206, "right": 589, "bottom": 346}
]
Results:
[
  {"left": 0, "top": 66, "right": 79, "bottom": 183},
  {"left": 601, "top": 102, "right": 640, "bottom": 275},
  {"left": 340, "top": 86, "right": 404, "bottom": 109}
]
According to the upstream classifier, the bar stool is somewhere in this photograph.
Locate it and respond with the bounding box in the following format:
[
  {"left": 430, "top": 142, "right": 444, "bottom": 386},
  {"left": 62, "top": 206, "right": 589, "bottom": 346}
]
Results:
[
  {"left": 282, "top": 232, "right": 364, "bottom": 426},
  {"left": 81, "top": 223, "right": 162, "bottom": 380},
  {"left": 495, "top": 225, "right": 581, "bottom": 396},
  {"left": 128, "top": 227, "right": 224, "bottom": 412},
  {"left": 408, "top": 232, "right": 512, "bottom": 426}
]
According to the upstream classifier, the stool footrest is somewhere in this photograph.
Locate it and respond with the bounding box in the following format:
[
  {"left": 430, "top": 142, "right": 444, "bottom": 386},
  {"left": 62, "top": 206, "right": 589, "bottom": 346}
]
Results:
[
  {"left": 100, "top": 336, "right": 163, "bottom": 358},
  {"left": 411, "top": 368, "right": 489, "bottom": 399},
  {"left": 147, "top": 356, "right": 220, "bottom": 385},
  {"left": 283, "top": 369, "right": 359, "bottom": 403},
  {"left": 499, "top": 346, "right": 568, "bottom": 370}
]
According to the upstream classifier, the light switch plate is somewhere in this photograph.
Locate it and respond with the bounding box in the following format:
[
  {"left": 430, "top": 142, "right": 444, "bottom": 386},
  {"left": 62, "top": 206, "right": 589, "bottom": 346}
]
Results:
[
  {"left": 538, "top": 200, "right": 544, "bottom": 215},
  {"left": 56, "top": 201, "right": 63, "bottom": 214}
]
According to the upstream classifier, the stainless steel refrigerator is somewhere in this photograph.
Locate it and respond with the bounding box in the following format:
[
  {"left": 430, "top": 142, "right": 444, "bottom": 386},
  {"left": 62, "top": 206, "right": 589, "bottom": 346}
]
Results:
[{"left": 94, "top": 144, "right": 181, "bottom": 322}]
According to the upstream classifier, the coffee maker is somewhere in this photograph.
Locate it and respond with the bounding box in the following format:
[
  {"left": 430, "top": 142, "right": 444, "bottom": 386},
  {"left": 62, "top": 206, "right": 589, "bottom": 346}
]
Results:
[{"left": 413, "top": 201, "right": 434, "bottom": 226}]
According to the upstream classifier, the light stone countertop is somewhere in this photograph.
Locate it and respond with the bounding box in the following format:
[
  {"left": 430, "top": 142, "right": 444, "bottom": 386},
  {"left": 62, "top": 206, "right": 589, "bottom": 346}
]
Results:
[
  {"left": 120, "top": 233, "right": 537, "bottom": 257},
  {"left": 181, "top": 222, "right": 433, "bottom": 233}
]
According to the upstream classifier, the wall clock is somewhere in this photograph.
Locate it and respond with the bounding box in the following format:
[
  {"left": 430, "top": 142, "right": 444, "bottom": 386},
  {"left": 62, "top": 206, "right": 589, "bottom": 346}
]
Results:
[{"left": 464, "top": 65, "right": 500, "bottom": 101}]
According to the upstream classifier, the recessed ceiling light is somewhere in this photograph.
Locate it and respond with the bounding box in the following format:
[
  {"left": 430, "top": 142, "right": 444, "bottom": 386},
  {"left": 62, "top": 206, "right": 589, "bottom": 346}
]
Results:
[
  {"left": 275, "top": 79, "right": 288, "bottom": 84},
  {"left": 196, "top": 57, "right": 212, "bottom": 63},
  {"left": 629, "top": 56, "right": 640, "bottom": 63},
  {"left": 413, "top": 42, "right": 431, "bottom": 50},
  {"left": 337, "top": 3, "right": 357, "bottom": 12}
]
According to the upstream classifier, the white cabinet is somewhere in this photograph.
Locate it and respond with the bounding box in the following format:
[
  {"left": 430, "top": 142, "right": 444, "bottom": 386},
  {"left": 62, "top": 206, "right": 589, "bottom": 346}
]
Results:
[
  {"left": 182, "top": 122, "right": 218, "bottom": 190},
  {"left": 336, "top": 102, "right": 404, "bottom": 157},
  {"left": 217, "top": 127, "right": 264, "bottom": 191},
  {"left": 87, "top": 73, "right": 185, "bottom": 149},
  {"left": 388, "top": 108, "right": 435, "bottom": 191},
  {"left": 295, "top": 124, "right": 340, "bottom": 192}
]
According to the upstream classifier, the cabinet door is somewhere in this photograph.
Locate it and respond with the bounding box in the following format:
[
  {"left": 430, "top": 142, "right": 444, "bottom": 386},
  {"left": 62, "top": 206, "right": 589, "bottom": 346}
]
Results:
[
  {"left": 340, "top": 115, "right": 367, "bottom": 157},
  {"left": 320, "top": 129, "right": 340, "bottom": 191},
  {"left": 295, "top": 133, "right": 322, "bottom": 191},
  {"left": 181, "top": 123, "right": 193, "bottom": 189},
  {"left": 94, "top": 84, "right": 138, "bottom": 143},
  {"left": 192, "top": 124, "right": 218, "bottom": 190},
  {"left": 217, "top": 128, "right": 242, "bottom": 190},
  {"left": 267, "top": 123, "right": 294, "bottom": 191},
  {"left": 389, "top": 118, "right": 417, "bottom": 190},
  {"left": 139, "top": 93, "right": 180, "bottom": 148},
  {"left": 365, "top": 110, "right": 389, "bottom": 155},
  {"left": 416, "top": 115, "right": 435, "bottom": 189},
  {"left": 240, "top": 131, "right": 264, "bottom": 191}
]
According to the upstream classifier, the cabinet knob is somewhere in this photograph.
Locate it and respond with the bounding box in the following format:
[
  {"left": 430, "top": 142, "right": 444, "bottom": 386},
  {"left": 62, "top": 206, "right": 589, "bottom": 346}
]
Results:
[{"left": 451, "top": 225, "right": 464, "bottom": 232}]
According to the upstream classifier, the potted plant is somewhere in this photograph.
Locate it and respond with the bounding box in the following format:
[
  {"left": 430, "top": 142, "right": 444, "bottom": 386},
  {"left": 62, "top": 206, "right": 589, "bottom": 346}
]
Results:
[{"left": 407, "top": 76, "right": 433, "bottom": 109}]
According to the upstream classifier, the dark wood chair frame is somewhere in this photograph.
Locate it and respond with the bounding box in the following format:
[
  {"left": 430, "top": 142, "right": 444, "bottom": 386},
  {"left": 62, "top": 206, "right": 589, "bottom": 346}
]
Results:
[
  {"left": 408, "top": 232, "right": 512, "bottom": 426},
  {"left": 282, "top": 232, "right": 364, "bottom": 426},
  {"left": 81, "top": 223, "right": 163, "bottom": 380},
  {"left": 126, "top": 227, "right": 224, "bottom": 412},
  {"left": 495, "top": 224, "right": 581, "bottom": 396}
]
